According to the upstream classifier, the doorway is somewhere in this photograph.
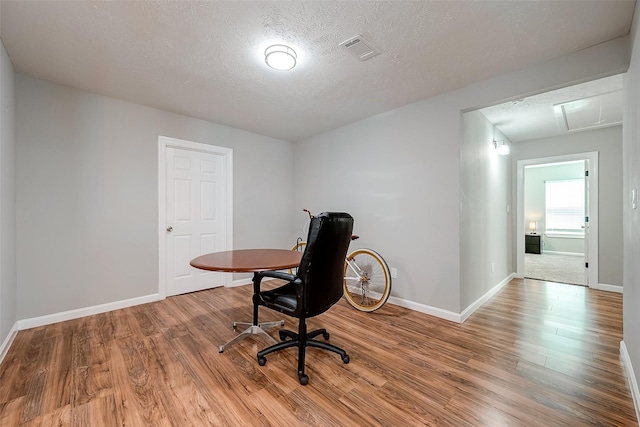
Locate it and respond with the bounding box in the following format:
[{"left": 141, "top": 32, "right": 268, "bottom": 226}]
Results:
[
  {"left": 158, "top": 136, "right": 233, "bottom": 297},
  {"left": 516, "top": 152, "right": 598, "bottom": 287},
  {"left": 523, "top": 160, "right": 587, "bottom": 285}
]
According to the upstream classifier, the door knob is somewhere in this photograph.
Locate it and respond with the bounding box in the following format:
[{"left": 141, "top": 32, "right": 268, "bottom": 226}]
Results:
[{"left": 166, "top": 226, "right": 173, "bottom": 232}]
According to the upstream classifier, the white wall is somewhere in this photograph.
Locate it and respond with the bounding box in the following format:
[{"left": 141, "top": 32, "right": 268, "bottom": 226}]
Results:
[
  {"left": 295, "top": 95, "right": 462, "bottom": 312},
  {"left": 513, "top": 126, "right": 623, "bottom": 286},
  {"left": 623, "top": 7, "right": 640, "bottom": 412},
  {"left": 524, "top": 162, "right": 586, "bottom": 254},
  {"left": 15, "top": 75, "right": 295, "bottom": 320},
  {"left": 460, "top": 111, "right": 512, "bottom": 309},
  {"left": 295, "top": 36, "right": 629, "bottom": 315},
  {"left": 0, "top": 39, "right": 17, "bottom": 347}
]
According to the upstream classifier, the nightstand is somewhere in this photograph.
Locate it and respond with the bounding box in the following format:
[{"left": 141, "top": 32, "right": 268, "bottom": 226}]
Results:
[{"left": 525, "top": 234, "right": 541, "bottom": 254}]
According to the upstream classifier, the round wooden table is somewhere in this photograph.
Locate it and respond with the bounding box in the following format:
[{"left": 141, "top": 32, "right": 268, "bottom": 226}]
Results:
[
  {"left": 190, "top": 249, "right": 301, "bottom": 273},
  {"left": 190, "top": 249, "right": 302, "bottom": 353}
]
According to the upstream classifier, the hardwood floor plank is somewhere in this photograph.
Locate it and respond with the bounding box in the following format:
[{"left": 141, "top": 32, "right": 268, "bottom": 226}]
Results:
[
  {"left": 19, "top": 328, "right": 55, "bottom": 423},
  {"left": 0, "top": 278, "right": 636, "bottom": 426},
  {"left": 250, "top": 386, "right": 325, "bottom": 426},
  {"left": 0, "top": 328, "right": 46, "bottom": 406},
  {"left": 109, "top": 337, "right": 169, "bottom": 425},
  {"left": 19, "top": 403, "right": 70, "bottom": 427},
  {"left": 42, "top": 323, "right": 73, "bottom": 414},
  {"left": 0, "top": 397, "right": 24, "bottom": 426},
  {"left": 70, "top": 394, "right": 121, "bottom": 427}
]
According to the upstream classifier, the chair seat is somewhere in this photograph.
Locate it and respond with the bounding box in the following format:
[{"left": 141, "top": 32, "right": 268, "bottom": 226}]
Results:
[
  {"left": 254, "top": 282, "right": 300, "bottom": 315},
  {"left": 261, "top": 293, "right": 298, "bottom": 312}
]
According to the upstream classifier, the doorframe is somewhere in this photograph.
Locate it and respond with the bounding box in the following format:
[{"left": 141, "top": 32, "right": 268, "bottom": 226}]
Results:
[
  {"left": 516, "top": 151, "right": 598, "bottom": 287},
  {"left": 158, "top": 136, "right": 233, "bottom": 298}
]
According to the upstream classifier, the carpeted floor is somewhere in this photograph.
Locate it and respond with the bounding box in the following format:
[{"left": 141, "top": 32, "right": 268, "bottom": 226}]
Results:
[{"left": 524, "top": 253, "right": 585, "bottom": 286}]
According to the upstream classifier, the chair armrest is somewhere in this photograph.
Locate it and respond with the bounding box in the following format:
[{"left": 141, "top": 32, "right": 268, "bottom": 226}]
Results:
[
  {"left": 254, "top": 270, "right": 296, "bottom": 282},
  {"left": 253, "top": 270, "right": 299, "bottom": 294}
]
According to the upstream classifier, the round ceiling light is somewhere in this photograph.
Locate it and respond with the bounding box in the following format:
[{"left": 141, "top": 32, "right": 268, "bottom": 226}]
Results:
[{"left": 265, "top": 44, "right": 297, "bottom": 71}]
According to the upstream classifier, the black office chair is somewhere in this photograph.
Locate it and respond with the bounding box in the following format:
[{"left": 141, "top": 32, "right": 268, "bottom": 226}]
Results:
[{"left": 252, "top": 212, "right": 354, "bottom": 385}]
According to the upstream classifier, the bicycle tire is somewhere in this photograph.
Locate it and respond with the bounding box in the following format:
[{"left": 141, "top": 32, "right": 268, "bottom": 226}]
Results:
[
  {"left": 343, "top": 248, "right": 391, "bottom": 312},
  {"left": 288, "top": 241, "right": 307, "bottom": 274}
]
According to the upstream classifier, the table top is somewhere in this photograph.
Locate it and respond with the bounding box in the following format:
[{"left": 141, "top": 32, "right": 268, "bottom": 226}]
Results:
[{"left": 190, "top": 249, "right": 302, "bottom": 273}]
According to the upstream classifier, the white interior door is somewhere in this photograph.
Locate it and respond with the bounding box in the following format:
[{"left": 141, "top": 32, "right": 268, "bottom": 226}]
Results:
[{"left": 162, "top": 140, "right": 232, "bottom": 296}]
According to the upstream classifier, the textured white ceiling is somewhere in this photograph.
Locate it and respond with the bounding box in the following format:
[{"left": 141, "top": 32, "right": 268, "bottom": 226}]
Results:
[
  {"left": 0, "top": 1, "right": 635, "bottom": 142},
  {"left": 481, "top": 74, "right": 624, "bottom": 143}
]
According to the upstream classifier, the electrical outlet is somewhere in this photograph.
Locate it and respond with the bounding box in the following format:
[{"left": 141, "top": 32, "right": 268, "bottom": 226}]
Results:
[{"left": 390, "top": 268, "right": 398, "bottom": 279}]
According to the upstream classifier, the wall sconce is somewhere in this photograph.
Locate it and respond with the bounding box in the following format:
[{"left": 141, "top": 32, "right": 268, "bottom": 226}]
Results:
[
  {"left": 493, "top": 139, "right": 510, "bottom": 155},
  {"left": 265, "top": 44, "right": 297, "bottom": 71},
  {"left": 529, "top": 221, "right": 537, "bottom": 234}
]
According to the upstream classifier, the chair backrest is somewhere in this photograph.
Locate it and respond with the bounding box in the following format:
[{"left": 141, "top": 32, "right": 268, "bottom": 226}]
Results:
[{"left": 297, "top": 212, "right": 354, "bottom": 317}]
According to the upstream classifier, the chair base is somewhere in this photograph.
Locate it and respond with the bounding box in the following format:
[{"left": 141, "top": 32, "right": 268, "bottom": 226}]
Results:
[
  {"left": 257, "top": 326, "right": 349, "bottom": 385},
  {"left": 218, "top": 321, "right": 284, "bottom": 353}
]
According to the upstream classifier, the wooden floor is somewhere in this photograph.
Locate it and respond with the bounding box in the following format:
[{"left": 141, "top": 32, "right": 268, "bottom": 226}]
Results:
[{"left": 0, "top": 278, "right": 637, "bottom": 426}]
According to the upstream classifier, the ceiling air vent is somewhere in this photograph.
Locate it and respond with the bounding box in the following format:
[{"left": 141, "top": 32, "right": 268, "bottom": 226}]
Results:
[{"left": 339, "top": 35, "right": 380, "bottom": 61}]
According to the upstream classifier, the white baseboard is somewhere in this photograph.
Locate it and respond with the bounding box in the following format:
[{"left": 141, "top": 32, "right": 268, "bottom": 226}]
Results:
[
  {"left": 591, "top": 283, "right": 623, "bottom": 293},
  {"left": 620, "top": 341, "right": 640, "bottom": 423},
  {"left": 387, "top": 273, "right": 515, "bottom": 324},
  {"left": 387, "top": 296, "right": 461, "bottom": 323},
  {"left": 460, "top": 273, "right": 515, "bottom": 322},
  {"left": 0, "top": 322, "right": 19, "bottom": 366},
  {"left": 230, "top": 278, "right": 252, "bottom": 288},
  {"left": 17, "top": 293, "right": 163, "bottom": 330}
]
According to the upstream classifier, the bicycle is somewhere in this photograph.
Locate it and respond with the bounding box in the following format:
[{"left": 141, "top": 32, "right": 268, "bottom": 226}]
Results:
[{"left": 290, "top": 209, "right": 392, "bottom": 312}]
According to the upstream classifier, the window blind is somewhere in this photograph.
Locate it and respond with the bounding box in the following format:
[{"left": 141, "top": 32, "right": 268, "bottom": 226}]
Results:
[{"left": 545, "top": 178, "right": 585, "bottom": 234}]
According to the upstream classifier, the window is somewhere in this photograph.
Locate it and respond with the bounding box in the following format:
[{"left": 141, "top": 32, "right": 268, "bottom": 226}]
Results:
[{"left": 545, "top": 178, "right": 585, "bottom": 235}]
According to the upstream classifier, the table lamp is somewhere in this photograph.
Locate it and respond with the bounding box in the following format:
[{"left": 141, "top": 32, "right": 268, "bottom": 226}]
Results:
[{"left": 529, "top": 221, "right": 537, "bottom": 234}]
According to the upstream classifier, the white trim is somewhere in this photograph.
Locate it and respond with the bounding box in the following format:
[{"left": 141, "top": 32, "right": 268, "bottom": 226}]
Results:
[
  {"left": 231, "top": 277, "right": 253, "bottom": 288},
  {"left": 386, "top": 274, "right": 514, "bottom": 324},
  {"left": 460, "top": 273, "right": 515, "bottom": 322},
  {"left": 516, "top": 152, "right": 598, "bottom": 288},
  {"left": 0, "top": 322, "right": 19, "bottom": 365},
  {"left": 387, "top": 296, "right": 461, "bottom": 323},
  {"left": 621, "top": 341, "right": 640, "bottom": 423},
  {"left": 591, "top": 283, "right": 623, "bottom": 293},
  {"left": 158, "top": 136, "right": 234, "bottom": 297},
  {"left": 542, "top": 250, "right": 585, "bottom": 256},
  {"left": 17, "top": 293, "right": 163, "bottom": 330}
]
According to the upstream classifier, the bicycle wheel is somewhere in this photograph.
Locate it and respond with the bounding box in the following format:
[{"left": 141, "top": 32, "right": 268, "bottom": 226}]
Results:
[
  {"left": 343, "top": 248, "right": 391, "bottom": 312},
  {"left": 288, "top": 240, "right": 306, "bottom": 274}
]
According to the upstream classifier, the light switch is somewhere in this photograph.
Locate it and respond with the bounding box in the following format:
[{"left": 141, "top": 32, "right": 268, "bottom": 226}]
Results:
[{"left": 633, "top": 188, "right": 638, "bottom": 210}]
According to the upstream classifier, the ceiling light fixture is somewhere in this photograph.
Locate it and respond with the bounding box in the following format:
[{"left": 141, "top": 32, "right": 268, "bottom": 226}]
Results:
[
  {"left": 265, "top": 44, "right": 297, "bottom": 71},
  {"left": 493, "top": 139, "right": 510, "bottom": 155}
]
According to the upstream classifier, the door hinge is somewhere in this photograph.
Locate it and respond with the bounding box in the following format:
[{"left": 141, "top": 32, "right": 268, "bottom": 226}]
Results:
[
  {"left": 585, "top": 170, "right": 589, "bottom": 177},
  {"left": 585, "top": 262, "right": 589, "bottom": 268},
  {"left": 585, "top": 216, "right": 589, "bottom": 223}
]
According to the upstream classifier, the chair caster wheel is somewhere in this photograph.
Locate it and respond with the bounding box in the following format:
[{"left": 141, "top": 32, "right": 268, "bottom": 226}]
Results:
[
  {"left": 257, "top": 356, "right": 267, "bottom": 366},
  {"left": 299, "top": 374, "right": 309, "bottom": 385},
  {"left": 342, "top": 355, "right": 350, "bottom": 364},
  {"left": 322, "top": 332, "right": 330, "bottom": 340}
]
